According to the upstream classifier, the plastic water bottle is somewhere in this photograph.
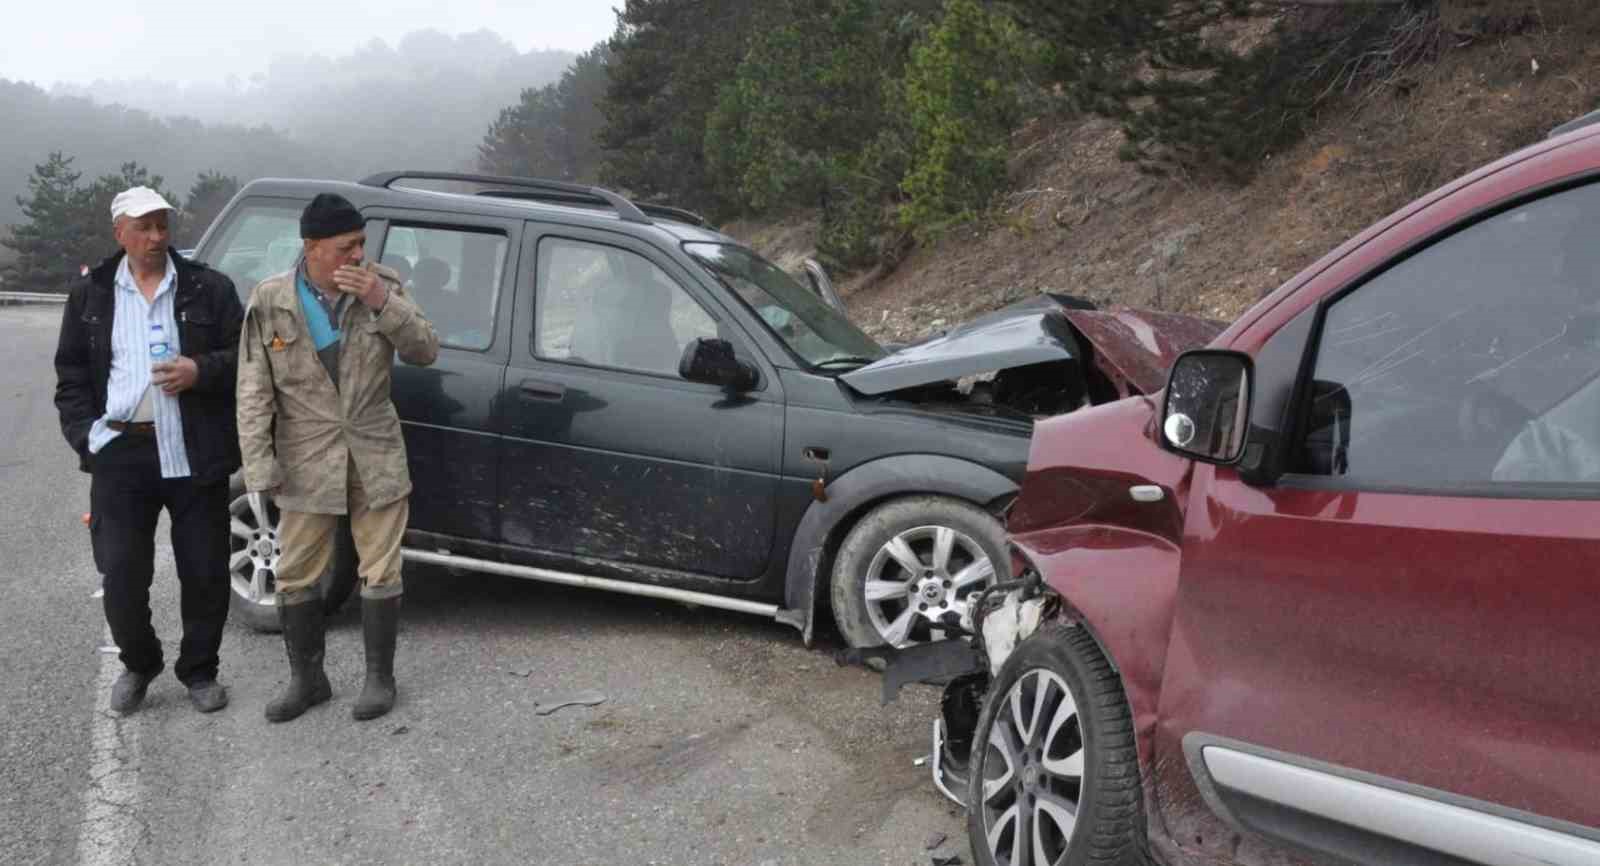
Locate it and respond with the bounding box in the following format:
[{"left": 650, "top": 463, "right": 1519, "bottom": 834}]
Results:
[{"left": 148, "top": 323, "right": 171, "bottom": 367}]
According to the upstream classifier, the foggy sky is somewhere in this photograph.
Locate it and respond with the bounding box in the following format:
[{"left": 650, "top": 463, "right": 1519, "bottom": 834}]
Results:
[{"left": 0, "top": 0, "right": 619, "bottom": 87}]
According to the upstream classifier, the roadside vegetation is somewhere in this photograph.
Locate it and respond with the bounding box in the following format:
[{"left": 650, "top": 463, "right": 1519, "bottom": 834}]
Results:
[
  {"left": 482, "top": 0, "right": 1466, "bottom": 273},
  {"left": 7, "top": 0, "right": 1598, "bottom": 308}
]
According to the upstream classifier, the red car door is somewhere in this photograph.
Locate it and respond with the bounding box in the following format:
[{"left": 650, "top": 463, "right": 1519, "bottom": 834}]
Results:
[{"left": 1152, "top": 175, "right": 1600, "bottom": 865}]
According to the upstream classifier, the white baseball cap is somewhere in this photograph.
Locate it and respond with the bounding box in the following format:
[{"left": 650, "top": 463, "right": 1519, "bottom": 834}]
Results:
[{"left": 110, "top": 186, "right": 174, "bottom": 221}]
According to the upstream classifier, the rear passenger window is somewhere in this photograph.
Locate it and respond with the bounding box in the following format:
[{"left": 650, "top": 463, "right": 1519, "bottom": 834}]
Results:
[
  {"left": 534, "top": 237, "right": 718, "bottom": 377},
  {"left": 380, "top": 225, "right": 506, "bottom": 351},
  {"left": 1298, "top": 182, "right": 1600, "bottom": 494}
]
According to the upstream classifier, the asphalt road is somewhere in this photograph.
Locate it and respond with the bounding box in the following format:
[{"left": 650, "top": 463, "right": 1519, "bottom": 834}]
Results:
[{"left": 0, "top": 304, "right": 967, "bottom": 866}]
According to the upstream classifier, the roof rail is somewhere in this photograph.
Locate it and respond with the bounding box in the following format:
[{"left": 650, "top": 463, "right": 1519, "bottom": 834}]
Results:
[
  {"left": 635, "top": 202, "right": 708, "bottom": 227},
  {"left": 476, "top": 189, "right": 708, "bottom": 227},
  {"left": 358, "top": 171, "right": 652, "bottom": 225},
  {"left": 1549, "top": 108, "right": 1600, "bottom": 139}
]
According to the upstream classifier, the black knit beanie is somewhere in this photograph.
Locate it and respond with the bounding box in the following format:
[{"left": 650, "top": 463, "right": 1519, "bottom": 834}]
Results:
[{"left": 300, "top": 193, "right": 365, "bottom": 239}]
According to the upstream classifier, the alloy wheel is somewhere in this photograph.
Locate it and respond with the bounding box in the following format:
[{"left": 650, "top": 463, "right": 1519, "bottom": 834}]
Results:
[
  {"left": 228, "top": 491, "right": 280, "bottom": 608},
  {"left": 863, "top": 524, "right": 995, "bottom": 647},
  {"left": 980, "top": 669, "right": 1086, "bottom": 866}
]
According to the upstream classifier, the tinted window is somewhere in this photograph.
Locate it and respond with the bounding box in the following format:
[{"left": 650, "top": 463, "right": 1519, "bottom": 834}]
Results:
[
  {"left": 535, "top": 237, "right": 717, "bottom": 377},
  {"left": 1298, "top": 182, "right": 1600, "bottom": 493},
  {"left": 381, "top": 225, "right": 506, "bottom": 351},
  {"left": 203, "top": 201, "right": 303, "bottom": 293}
]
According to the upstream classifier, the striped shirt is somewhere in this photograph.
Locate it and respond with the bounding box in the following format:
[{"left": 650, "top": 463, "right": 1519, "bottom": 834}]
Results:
[{"left": 86, "top": 254, "right": 192, "bottom": 478}]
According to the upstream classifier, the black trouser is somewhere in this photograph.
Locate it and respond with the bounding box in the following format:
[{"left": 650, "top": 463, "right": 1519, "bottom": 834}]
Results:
[{"left": 89, "top": 434, "right": 231, "bottom": 685}]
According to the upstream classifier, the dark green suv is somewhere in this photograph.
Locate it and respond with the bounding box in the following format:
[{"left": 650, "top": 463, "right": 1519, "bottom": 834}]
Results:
[{"left": 196, "top": 171, "right": 1219, "bottom": 647}]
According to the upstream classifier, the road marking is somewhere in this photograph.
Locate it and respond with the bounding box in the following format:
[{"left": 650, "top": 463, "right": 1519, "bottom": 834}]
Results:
[{"left": 74, "top": 627, "right": 144, "bottom": 866}]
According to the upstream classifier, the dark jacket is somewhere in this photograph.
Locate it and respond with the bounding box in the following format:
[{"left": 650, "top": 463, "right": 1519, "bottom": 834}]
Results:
[{"left": 54, "top": 248, "right": 245, "bottom": 483}]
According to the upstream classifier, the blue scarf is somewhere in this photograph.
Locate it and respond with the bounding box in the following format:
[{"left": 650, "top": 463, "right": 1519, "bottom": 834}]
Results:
[{"left": 295, "top": 267, "right": 341, "bottom": 352}]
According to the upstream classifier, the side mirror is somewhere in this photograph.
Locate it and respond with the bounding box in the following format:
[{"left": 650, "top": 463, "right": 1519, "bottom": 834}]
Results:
[
  {"left": 679, "top": 338, "right": 758, "bottom": 392},
  {"left": 1161, "top": 350, "right": 1253, "bottom": 464}
]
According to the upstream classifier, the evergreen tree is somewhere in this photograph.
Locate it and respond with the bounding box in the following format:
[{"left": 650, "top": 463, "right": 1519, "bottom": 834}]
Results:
[
  {"left": 599, "top": 0, "right": 770, "bottom": 214},
  {"left": 479, "top": 44, "right": 611, "bottom": 182},
  {"left": 1, "top": 152, "right": 91, "bottom": 293},
  {"left": 705, "top": 0, "right": 937, "bottom": 211},
  {"left": 703, "top": 0, "right": 941, "bottom": 266},
  {"left": 900, "top": 0, "right": 1046, "bottom": 235},
  {"left": 179, "top": 171, "right": 240, "bottom": 247}
]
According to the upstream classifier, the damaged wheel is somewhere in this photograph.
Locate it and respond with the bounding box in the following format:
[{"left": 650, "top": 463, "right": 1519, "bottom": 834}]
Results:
[
  {"left": 968, "top": 623, "right": 1144, "bottom": 866},
  {"left": 226, "top": 474, "right": 357, "bottom": 633},
  {"left": 830, "top": 496, "right": 1006, "bottom": 649}
]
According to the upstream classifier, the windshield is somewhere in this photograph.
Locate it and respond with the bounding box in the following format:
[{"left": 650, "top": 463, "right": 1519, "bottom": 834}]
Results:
[{"left": 684, "top": 243, "right": 886, "bottom": 368}]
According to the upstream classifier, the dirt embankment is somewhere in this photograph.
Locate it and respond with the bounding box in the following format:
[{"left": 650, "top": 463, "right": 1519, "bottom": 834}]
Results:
[{"left": 730, "top": 10, "right": 1600, "bottom": 343}]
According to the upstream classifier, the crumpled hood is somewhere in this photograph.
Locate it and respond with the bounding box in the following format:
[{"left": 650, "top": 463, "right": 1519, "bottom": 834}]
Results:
[
  {"left": 840, "top": 294, "right": 1224, "bottom": 398},
  {"left": 1057, "top": 307, "right": 1227, "bottom": 396}
]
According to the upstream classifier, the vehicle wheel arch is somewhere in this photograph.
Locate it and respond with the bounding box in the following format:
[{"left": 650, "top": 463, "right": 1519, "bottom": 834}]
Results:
[
  {"left": 782, "top": 454, "right": 1019, "bottom": 646},
  {"left": 1012, "top": 529, "right": 1185, "bottom": 786}
]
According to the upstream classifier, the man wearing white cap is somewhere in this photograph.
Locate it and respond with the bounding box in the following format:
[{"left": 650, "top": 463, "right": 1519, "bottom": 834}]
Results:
[{"left": 54, "top": 187, "right": 246, "bottom": 714}]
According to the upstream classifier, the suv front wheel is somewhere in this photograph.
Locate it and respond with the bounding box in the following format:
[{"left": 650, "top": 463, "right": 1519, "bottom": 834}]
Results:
[
  {"left": 226, "top": 475, "right": 357, "bottom": 632},
  {"left": 830, "top": 496, "right": 1007, "bottom": 648}
]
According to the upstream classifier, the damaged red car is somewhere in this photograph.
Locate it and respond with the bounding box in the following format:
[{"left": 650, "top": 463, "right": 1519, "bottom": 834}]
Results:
[{"left": 893, "top": 118, "right": 1600, "bottom": 865}]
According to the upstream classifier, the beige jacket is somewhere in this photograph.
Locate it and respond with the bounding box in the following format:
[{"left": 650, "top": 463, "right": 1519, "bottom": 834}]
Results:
[{"left": 237, "top": 263, "right": 438, "bottom": 514}]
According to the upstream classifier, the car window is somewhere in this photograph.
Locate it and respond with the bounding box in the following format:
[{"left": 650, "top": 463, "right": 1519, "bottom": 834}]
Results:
[
  {"left": 684, "top": 242, "right": 885, "bottom": 368},
  {"left": 202, "top": 201, "right": 304, "bottom": 293},
  {"left": 534, "top": 237, "right": 718, "bottom": 378},
  {"left": 381, "top": 225, "right": 506, "bottom": 351},
  {"left": 1296, "top": 181, "right": 1600, "bottom": 493}
]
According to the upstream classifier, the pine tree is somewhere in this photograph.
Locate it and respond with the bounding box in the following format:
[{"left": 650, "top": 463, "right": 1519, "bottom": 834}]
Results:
[
  {"left": 480, "top": 44, "right": 611, "bottom": 182},
  {"left": 599, "top": 0, "right": 770, "bottom": 214},
  {"left": 702, "top": 0, "right": 942, "bottom": 266},
  {"left": 179, "top": 171, "right": 240, "bottom": 247},
  {"left": 0, "top": 152, "right": 91, "bottom": 294},
  {"left": 900, "top": 0, "right": 1046, "bottom": 236}
]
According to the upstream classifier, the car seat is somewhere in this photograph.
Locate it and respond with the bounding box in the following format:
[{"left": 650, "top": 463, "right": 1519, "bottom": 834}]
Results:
[
  {"left": 411, "top": 256, "right": 455, "bottom": 337},
  {"left": 569, "top": 255, "right": 680, "bottom": 374},
  {"left": 381, "top": 254, "right": 413, "bottom": 289}
]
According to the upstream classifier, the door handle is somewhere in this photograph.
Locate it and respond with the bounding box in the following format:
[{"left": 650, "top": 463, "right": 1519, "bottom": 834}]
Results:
[{"left": 518, "top": 379, "right": 566, "bottom": 401}]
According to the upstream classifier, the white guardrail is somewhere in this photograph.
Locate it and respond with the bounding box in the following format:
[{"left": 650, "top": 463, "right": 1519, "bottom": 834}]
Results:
[{"left": 0, "top": 291, "right": 69, "bottom": 305}]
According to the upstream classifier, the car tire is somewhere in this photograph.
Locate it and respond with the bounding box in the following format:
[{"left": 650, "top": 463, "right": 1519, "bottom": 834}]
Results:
[
  {"left": 830, "top": 496, "right": 1008, "bottom": 649},
  {"left": 967, "top": 623, "right": 1145, "bottom": 866},
  {"left": 226, "top": 474, "right": 358, "bottom": 633}
]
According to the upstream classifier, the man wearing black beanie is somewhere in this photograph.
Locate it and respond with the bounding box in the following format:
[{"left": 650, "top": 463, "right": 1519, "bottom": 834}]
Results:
[{"left": 236, "top": 192, "right": 438, "bottom": 723}]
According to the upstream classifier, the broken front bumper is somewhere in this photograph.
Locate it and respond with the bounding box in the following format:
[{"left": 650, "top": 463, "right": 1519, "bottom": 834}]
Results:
[
  {"left": 930, "top": 672, "right": 988, "bottom": 808},
  {"left": 877, "top": 639, "right": 990, "bottom": 809},
  {"left": 880, "top": 585, "right": 1058, "bottom": 810}
]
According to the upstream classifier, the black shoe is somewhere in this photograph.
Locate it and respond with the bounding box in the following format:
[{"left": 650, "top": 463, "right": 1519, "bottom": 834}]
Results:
[
  {"left": 110, "top": 669, "right": 157, "bottom": 715},
  {"left": 264, "top": 600, "right": 332, "bottom": 723},
  {"left": 352, "top": 595, "right": 401, "bottom": 721},
  {"left": 187, "top": 680, "right": 229, "bottom": 713}
]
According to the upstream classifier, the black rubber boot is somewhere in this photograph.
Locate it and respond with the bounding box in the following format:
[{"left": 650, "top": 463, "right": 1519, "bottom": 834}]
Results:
[
  {"left": 264, "top": 599, "right": 332, "bottom": 723},
  {"left": 352, "top": 596, "right": 400, "bottom": 721}
]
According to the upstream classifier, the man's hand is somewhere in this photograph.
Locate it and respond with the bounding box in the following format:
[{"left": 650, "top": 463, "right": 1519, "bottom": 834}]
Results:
[
  {"left": 152, "top": 356, "right": 199, "bottom": 394},
  {"left": 333, "top": 265, "right": 390, "bottom": 311}
]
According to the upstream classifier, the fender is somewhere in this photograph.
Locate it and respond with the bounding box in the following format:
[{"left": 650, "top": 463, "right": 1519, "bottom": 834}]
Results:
[
  {"left": 1006, "top": 395, "right": 1195, "bottom": 774},
  {"left": 783, "top": 454, "right": 1019, "bottom": 645},
  {"left": 1010, "top": 524, "right": 1183, "bottom": 775}
]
